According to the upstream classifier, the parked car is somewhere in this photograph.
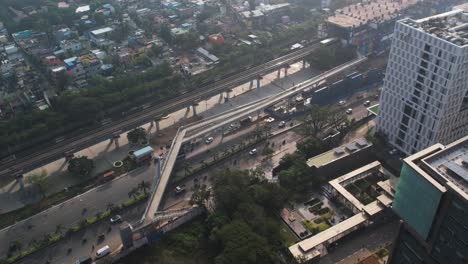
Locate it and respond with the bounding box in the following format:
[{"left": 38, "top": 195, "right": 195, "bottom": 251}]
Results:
[
  {"left": 278, "top": 121, "right": 286, "bottom": 128},
  {"left": 205, "top": 137, "right": 214, "bottom": 144},
  {"left": 75, "top": 256, "right": 92, "bottom": 264},
  {"left": 249, "top": 149, "right": 257, "bottom": 155},
  {"left": 96, "top": 245, "right": 110, "bottom": 258},
  {"left": 338, "top": 100, "right": 346, "bottom": 106},
  {"left": 110, "top": 215, "right": 122, "bottom": 224},
  {"left": 265, "top": 117, "right": 275, "bottom": 123},
  {"left": 364, "top": 100, "right": 371, "bottom": 106},
  {"left": 346, "top": 108, "right": 353, "bottom": 114},
  {"left": 174, "top": 185, "right": 186, "bottom": 195}
]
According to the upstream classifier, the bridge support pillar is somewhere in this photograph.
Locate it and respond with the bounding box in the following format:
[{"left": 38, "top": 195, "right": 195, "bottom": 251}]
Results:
[
  {"left": 15, "top": 175, "right": 24, "bottom": 189},
  {"left": 256, "top": 78, "right": 261, "bottom": 89},
  {"left": 155, "top": 120, "right": 160, "bottom": 133},
  {"left": 284, "top": 67, "right": 288, "bottom": 77},
  {"left": 249, "top": 80, "right": 254, "bottom": 89},
  {"left": 192, "top": 104, "right": 198, "bottom": 116},
  {"left": 120, "top": 222, "right": 134, "bottom": 249},
  {"left": 302, "top": 60, "right": 306, "bottom": 69},
  {"left": 277, "top": 69, "right": 281, "bottom": 79}
]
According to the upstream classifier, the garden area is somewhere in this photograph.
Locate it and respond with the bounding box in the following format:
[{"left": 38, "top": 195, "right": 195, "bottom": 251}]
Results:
[
  {"left": 344, "top": 174, "right": 384, "bottom": 205},
  {"left": 301, "top": 198, "right": 334, "bottom": 235}
]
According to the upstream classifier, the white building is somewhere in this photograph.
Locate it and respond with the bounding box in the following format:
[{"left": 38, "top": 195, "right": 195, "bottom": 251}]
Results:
[
  {"left": 60, "top": 39, "right": 82, "bottom": 53},
  {"left": 377, "top": 7, "right": 468, "bottom": 155}
]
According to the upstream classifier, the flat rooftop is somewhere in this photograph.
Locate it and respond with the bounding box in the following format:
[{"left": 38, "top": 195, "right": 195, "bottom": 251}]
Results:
[
  {"left": 422, "top": 136, "right": 468, "bottom": 197},
  {"left": 327, "top": 0, "right": 418, "bottom": 29},
  {"left": 401, "top": 8, "right": 468, "bottom": 47},
  {"left": 307, "top": 138, "right": 372, "bottom": 168}
]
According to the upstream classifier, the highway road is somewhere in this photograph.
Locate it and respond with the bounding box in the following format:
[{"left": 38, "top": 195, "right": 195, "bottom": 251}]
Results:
[
  {"left": 142, "top": 57, "right": 367, "bottom": 224},
  {"left": 0, "top": 41, "right": 324, "bottom": 183}
]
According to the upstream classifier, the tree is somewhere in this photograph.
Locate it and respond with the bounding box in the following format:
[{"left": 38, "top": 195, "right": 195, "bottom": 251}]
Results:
[
  {"left": 68, "top": 156, "right": 95, "bottom": 176},
  {"left": 303, "top": 105, "right": 330, "bottom": 136},
  {"left": 296, "top": 137, "right": 326, "bottom": 158},
  {"left": 213, "top": 220, "right": 278, "bottom": 264},
  {"left": 25, "top": 171, "right": 48, "bottom": 198},
  {"left": 128, "top": 187, "right": 139, "bottom": 199},
  {"left": 328, "top": 108, "right": 347, "bottom": 132},
  {"left": 127, "top": 127, "right": 147, "bottom": 144},
  {"left": 138, "top": 180, "right": 150, "bottom": 194},
  {"left": 190, "top": 185, "right": 211, "bottom": 206},
  {"left": 182, "top": 161, "right": 192, "bottom": 176}
]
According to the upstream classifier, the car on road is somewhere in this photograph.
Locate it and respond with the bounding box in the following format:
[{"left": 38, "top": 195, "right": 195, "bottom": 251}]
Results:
[
  {"left": 110, "top": 215, "right": 122, "bottom": 224},
  {"left": 339, "top": 100, "right": 346, "bottom": 106},
  {"left": 265, "top": 117, "right": 275, "bottom": 123},
  {"left": 75, "top": 256, "right": 92, "bottom": 264},
  {"left": 388, "top": 149, "right": 398, "bottom": 155},
  {"left": 364, "top": 100, "right": 371, "bottom": 106},
  {"left": 205, "top": 137, "right": 214, "bottom": 144},
  {"left": 249, "top": 149, "right": 257, "bottom": 155},
  {"left": 96, "top": 245, "right": 110, "bottom": 258},
  {"left": 278, "top": 121, "right": 286, "bottom": 128},
  {"left": 174, "top": 185, "right": 186, "bottom": 195},
  {"left": 346, "top": 108, "right": 353, "bottom": 114}
]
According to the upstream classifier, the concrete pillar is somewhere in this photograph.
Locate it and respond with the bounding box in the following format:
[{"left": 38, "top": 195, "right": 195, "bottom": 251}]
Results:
[
  {"left": 119, "top": 222, "right": 133, "bottom": 249},
  {"left": 192, "top": 104, "right": 198, "bottom": 116},
  {"left": 16, "top": 175, "right": 24, "bottom": 189},
  {"left": 284, "top": 67, "right": 288, "bottom": 77},
  {"left": 155, "top": 120, "right": 160, "bottom": 132},
  {"left": 277, "top": 68, "right": 281, "bottom": 79},
  {"left": 249, "top": 80, "right": 254, "bottom": 89},
  {"left": 302, "top": 60, "right": 306, "bottom": 69},
  {"left": 256, "top": 78, "right": 261, "bottom": 89}
]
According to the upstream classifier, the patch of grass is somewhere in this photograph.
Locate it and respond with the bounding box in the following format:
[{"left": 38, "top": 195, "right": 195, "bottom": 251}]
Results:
[
  {"left": 304, "top": 198, "right": 320, "bottom": 206},
  {"left": 375, "top": 247, "right": 389, "bottom": 258},
  {"left": 308, "top": 202, "right": 323, "bottom": 213},
  {"left": 303, "top": 220, "right": 331, "bottom": 234},
  {"left": 87, "top": 216, "right": 98, "bottom": 224}
]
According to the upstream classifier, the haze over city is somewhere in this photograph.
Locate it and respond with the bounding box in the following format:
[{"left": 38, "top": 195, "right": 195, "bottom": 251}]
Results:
[{"left": 0, "top": 0, "right": 466, "bottom": 264}]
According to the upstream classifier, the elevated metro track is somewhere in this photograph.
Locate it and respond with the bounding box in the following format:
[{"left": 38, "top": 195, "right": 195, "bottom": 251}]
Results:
[
  {"left": 0, "top": 41, "right": 324, "bottom": 181},
  {"left": 142, "top": 57, "right": 367, "bottom": 224}
]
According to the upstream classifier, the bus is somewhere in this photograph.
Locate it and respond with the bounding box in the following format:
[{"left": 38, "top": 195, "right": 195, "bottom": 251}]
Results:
[{"left": 320, "top": 37, "right": 338, "bottom": 47}]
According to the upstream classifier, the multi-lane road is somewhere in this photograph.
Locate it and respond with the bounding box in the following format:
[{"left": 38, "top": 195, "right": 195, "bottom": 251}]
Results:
[
  {"left": 143, "top": 57, "right": 367, "bottom": 224},
  {"left": 0, "top": 41, "right": 324, "bottom": 183}
]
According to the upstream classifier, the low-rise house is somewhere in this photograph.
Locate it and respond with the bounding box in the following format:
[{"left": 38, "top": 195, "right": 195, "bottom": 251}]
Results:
[
  {"left": 89, "top": 27, "right": 114, "bottom": 46},
  {"left": 60, "top": 39, "right": 83, "bottom": 53}
]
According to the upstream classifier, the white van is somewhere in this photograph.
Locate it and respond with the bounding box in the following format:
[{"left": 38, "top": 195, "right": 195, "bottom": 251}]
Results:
[{"left": 96, "top": 245, "right": 110, "bottom": 258}]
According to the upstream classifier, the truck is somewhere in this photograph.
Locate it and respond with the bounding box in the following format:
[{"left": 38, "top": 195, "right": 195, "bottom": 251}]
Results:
[{"left": 132, "top": 146, "right": 154, "bottom": 164}]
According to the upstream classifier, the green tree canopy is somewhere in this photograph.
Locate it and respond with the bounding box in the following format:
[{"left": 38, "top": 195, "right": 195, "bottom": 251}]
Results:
[{"left": 68, "top": 156, "right": 95, "bottom": 176}]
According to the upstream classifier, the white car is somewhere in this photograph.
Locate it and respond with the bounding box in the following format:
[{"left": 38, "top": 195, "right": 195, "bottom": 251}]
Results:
[
  {"left": 110, "top": 215, "right": 122, "bottom": 224},
  {"left": 278, "top": 121, "right": 286, "bottom": 128},
  {"left": 249, "top": 149, "right": 257, "bottom": 155},
  {"left": 346, "top": 108, "right": 353, "bottom": 114},
  {"left": 388, "top": 149, "right": 398, "bottom": 155},
  {"left": 205, "top": 137, "right": 214, "bottom": 144},
  {"left": 339, "top": 100, "right": 346, "bottom": 106},
  {"left": 265, "top": 117, "right": 275, "bottom": 123},
  {"left": 364, "top": 100, "right": 371, "bottom": 106}
]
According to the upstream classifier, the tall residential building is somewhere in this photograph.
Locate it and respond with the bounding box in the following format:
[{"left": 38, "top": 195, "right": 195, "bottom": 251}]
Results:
[
  {"left": 388, "top": 135, "right": 468, "bottom": 264},
  {"left": 377, "top": 7, "right": 468, "bottom": 155}
]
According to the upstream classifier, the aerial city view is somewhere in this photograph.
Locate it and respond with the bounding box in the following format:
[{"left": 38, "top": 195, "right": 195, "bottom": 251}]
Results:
[{"left": 0, "top": 0, "right": 467, "bottom": 263}]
